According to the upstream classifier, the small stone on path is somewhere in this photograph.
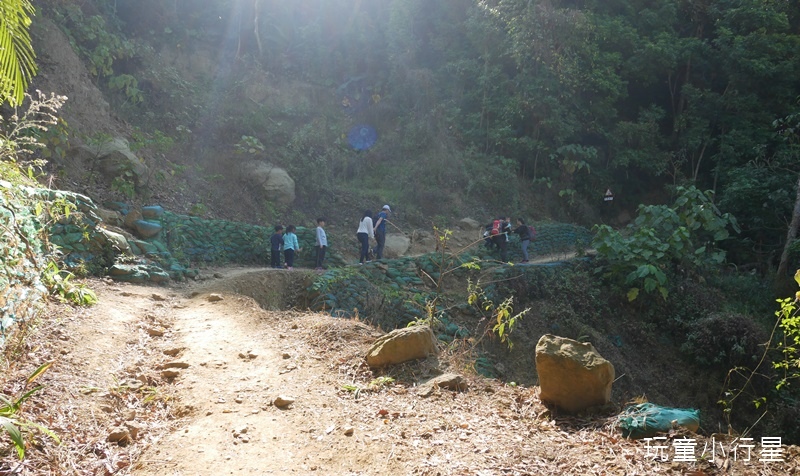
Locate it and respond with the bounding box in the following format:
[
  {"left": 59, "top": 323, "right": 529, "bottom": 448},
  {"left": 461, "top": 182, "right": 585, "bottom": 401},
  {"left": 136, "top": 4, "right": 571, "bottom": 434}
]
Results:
[
  {"left": 273, "top": 396, "right": 295, "bottom": 408},
  {"left": 161, "top": 369, "right": 180, "bottom": 379},
  {"left": 161, "top": 361, "right": 190, "bottom": 369},
  {"left": 207, "top": 293, "right": 224, "bottom": 302},
  {"left": 417, "top": 373, "right": 468, "bottom": 397},
  {"left": 107, "top": 427, "right": 131, "bottom": 444}
]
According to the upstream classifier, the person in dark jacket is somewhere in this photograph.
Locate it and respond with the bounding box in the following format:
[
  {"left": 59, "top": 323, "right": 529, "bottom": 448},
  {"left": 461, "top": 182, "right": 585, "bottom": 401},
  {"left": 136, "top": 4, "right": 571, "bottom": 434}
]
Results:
[
  {"left": 270, "top": 225, "right": 284, "bottom": 268},
  {"left": 373, "top": 205, "right": 391, "bottom": 260},
  {"left": 498, "top": 216, "right": 513, "bottom": 262},
  {"left": 514, "top": 218, "right": 532, "bottom": 263}
]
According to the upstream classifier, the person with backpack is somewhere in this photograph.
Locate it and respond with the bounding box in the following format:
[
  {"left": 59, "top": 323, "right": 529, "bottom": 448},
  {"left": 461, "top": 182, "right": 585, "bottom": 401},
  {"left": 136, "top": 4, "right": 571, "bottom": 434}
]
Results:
[
  {"left": 356, "top": 209, "right": 374, "bottom": 264},
  {"left": 498, "top": 216, "right": 513, "bottom": 262},
  {"left": 514, "top": 218, "right": 534, "bottom": 263},
  {"left": 485, "top": 217, "right": 503, "bottom": 250},
  {"left": 269, "top": 225, "right": 284, "bottom": 269},
  {"left": 373, "top": 204, "right": 390, "bottom": 260}
]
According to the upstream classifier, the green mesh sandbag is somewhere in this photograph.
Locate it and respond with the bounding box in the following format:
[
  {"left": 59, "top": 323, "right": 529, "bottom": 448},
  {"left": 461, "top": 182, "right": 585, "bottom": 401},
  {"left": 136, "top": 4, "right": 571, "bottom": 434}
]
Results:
[{"left": 617, "top": 403, "right": 700, "bottom": 439}]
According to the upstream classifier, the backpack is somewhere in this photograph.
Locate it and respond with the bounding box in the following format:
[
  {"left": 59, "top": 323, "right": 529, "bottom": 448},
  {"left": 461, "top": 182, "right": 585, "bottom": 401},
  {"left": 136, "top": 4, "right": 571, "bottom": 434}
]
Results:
[
  {"left": 490, "top": 219, "right": 501, "bottom": 236},
  {"left": 528, "top": 225, "right": 537, "bottom": 240}
]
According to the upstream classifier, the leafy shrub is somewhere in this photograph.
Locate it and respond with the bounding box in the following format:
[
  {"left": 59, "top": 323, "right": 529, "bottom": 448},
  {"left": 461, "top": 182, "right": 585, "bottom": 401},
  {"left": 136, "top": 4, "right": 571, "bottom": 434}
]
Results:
[
  {"left": 683, "top": 312, "right": 765, "bottom": 368},
  {"left": 42, "top": 262, "right": 97, "bottom": 306},
  {"left": 593, "top": 186, "right": 740, "bottom": 301},
  {"left": 50, "top": 4, "right": 137, "bottom": 78},
  {"left": 108, "top": 74, "right": 143, "bottom": 104},
  {"left": 662, "top": 279, "right": 725, "bottom": 329}
]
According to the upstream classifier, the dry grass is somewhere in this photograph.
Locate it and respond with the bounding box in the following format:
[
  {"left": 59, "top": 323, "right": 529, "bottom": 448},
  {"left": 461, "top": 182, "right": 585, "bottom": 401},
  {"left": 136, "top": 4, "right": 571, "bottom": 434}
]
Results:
[{"left": 0, "top": 280, "right": 186, "bottom": 475}]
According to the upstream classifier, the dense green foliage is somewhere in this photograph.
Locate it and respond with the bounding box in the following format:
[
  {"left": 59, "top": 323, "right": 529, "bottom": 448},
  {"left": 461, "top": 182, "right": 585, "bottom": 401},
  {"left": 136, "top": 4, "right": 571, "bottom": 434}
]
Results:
[
  {"left": 61, "top": 0, "right": 798, "bottom": 268},
  {"left": 592, "top": 186, "right": 739, "bottom": 300}
]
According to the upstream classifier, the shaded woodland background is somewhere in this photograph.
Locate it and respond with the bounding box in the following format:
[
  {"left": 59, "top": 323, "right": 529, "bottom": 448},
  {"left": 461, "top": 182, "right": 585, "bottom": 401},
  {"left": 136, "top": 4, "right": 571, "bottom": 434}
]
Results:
[{"left": 36, "top": 1, "right": 800, "bottom": 271}]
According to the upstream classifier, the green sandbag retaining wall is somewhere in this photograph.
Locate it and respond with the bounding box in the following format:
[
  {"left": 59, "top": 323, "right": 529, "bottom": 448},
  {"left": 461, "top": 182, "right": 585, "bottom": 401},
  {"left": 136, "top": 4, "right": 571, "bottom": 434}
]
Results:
[
  {"left": 303, "top": 222, "right": 593, "bottom": 331},
  {"left": 475, "top": 222, "right": 593, "bottom": 263},
  {"left": 158, "top": 212, "right": 347, "bottom": 269},
  {"left": 0, "top": 180, "right": 49, "bottom": 341}
]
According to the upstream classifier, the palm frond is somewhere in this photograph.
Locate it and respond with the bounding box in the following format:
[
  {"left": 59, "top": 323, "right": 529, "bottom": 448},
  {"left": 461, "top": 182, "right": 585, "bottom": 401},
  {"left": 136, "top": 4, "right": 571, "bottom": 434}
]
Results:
[{"left": 0, "top": 0, "right": 37, "bottom": 106}]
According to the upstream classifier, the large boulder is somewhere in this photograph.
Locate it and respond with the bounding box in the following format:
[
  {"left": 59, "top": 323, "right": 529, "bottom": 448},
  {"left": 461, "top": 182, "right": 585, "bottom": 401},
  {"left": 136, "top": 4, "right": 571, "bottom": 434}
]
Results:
[
  {"left": 124, "top": 208, "right": 143, "bottom": 229},
  {"left": 458, "top": 218, "right": 481, "bottom": 230},
  {"left": 133, "top": 220, "right": 162, "bottom": 239},
  {"left": 96, "top": 227, "right": 132, "bottom": 255},
  {"left": 96, "top": 207, "right": 123, "bottom": 227},
  {"left": 239, "top": 161, "right": 296, "bottom": 204},
  {"left": 71, "top": 138, "right": 149, "bottom": 186},
  {"left": 384, "top": 233, "right": 411, "bottom": 258},
  {"left": 365, "top": 325, "right": 438, "bottom": 368},
  {"left": 535, "top": 334, "right": 615, "bottom": 414}
]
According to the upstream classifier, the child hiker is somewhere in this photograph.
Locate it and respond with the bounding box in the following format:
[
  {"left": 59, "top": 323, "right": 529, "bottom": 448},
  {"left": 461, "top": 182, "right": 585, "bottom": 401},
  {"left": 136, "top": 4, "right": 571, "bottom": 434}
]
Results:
[{"left": 283, "top": 225, "right": 301, "bottom": 270}]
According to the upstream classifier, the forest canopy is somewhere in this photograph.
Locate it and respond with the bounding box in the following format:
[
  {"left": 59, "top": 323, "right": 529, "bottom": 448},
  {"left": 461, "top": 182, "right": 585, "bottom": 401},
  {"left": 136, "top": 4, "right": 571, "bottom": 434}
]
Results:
[{"left": 40, "top": 0, "right": 800, "bottom": 269}]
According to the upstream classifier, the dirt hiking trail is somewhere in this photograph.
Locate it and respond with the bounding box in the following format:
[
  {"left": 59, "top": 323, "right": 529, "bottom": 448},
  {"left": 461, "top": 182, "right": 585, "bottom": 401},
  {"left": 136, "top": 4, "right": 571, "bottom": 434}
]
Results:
[{"left": 4, "top": 266, "right": 798, "bottom": 476}]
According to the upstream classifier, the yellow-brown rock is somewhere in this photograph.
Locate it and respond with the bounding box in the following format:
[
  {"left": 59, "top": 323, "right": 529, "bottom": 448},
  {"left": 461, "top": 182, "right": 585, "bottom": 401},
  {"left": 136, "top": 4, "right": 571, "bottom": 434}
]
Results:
[
  {"left": 535, "top": 334, "right": 614, "bottom": 414},
  {"left": 365, "top": 325, "right": 438, "bottom": 368}
]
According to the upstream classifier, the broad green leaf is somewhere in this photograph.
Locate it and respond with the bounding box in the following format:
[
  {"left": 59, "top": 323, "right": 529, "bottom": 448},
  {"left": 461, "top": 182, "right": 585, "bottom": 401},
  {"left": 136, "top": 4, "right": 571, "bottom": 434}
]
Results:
[
  {"left": 644, "top": 277, "right": 657, "bottom": 292},
  {"left": 627, "top": 288, "right": 639, "bottom": 302},
  {"left": 659, "top": 287, "right": 669, "bottom": 300}
]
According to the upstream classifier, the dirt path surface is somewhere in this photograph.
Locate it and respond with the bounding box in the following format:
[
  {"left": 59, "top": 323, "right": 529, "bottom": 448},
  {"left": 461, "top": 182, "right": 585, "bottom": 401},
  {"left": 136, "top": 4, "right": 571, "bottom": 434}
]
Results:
[{"left": 2, "top": 267, "right": 799, "bottom": 475}]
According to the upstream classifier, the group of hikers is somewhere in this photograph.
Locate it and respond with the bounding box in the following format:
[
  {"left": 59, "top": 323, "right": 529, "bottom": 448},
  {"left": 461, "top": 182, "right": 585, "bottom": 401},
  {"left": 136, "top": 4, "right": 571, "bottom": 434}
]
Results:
[
  {"left": 483, "top": 216, "right": 536, "bottom": 263},
  {"left": 267, "top": 206, "right": 535, "bottom": 271},
  {"left": 267, "top": 204, "right": 392, "bottom": 270},
  {"left": 269, "top": 218, "right": 328, "bottom": 271},
  {"left": 356, "top": 204, "right": 391, "bottom": 264}
]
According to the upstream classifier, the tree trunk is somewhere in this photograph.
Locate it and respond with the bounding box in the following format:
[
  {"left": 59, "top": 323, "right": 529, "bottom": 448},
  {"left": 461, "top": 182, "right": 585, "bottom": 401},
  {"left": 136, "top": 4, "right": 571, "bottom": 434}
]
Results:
[
  {"left": 777, "top": 174, "right": 800, "bottom": 283},
  {"left": 254, "top": 0, "right": 263, "bottom": 56}
]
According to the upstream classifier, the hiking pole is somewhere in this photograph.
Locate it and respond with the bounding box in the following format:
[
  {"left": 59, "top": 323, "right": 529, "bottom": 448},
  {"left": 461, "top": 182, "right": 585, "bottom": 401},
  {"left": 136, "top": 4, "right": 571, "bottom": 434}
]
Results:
[{"left": 386, "top": 219, "right": 409, "bottom": 235}]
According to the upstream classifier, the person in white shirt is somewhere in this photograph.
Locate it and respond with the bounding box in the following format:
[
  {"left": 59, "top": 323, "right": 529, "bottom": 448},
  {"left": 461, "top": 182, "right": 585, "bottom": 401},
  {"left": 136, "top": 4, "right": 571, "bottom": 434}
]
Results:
[
  {"left": 315, "top": 217, "right": 328, "bottom": 270},
  {"left": 356, "top": 210, "right": 374, "bottom": 264}
]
